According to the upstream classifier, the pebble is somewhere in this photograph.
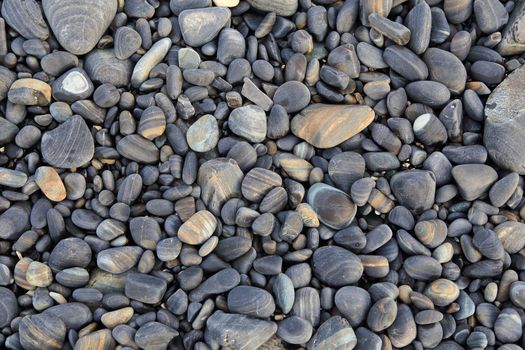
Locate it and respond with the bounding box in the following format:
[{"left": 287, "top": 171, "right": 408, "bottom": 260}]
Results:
[
  {"left": 273, "top": 81, "right": 311, "bottom": 113},
  {"left": 1, "top": 0, "right": 49, "bottom": 40},
  {"left": 308, "top": 316, "right": 357, "bottom": 350},
  {"left": 179, "top": 7, "right": 231, "bottom": 47},
  {"left": 131, "top": 38, "right": 172, "bottom": 88},
  {"left": 177, "top": 210, "right": 217, "bottom": 245},
  {"left": 41, "top": 115, "right": 94, "bottom": 168},
  {"left": 227, "top": 285, "right": 276, "bottom": 318},
  {"left": 34, "top": 166, "right": 67, "bottom": 202},
  {"left": 125, "top": 273, "right": 167, "bottom": 304},
  {"left": 114, "top": 26, "right": 142, "bottom": 60},
  {"left": 8, "top": 78, "right": 51, "bottom": 106},
  {"left": 19, "top": 313, "right": 66, "bottom": 350},
  {"left": 43, "top": 0, "right": 117, "bottom": 55},
  {"left": 134, "top": 321, "right": 178, "bottom": 350},
  {"left": 205, "top": 311, "right": 277, "bottom": 349},
  {"left": 291, "top": 104, "right": 374, "bottom": 148},
  {"left": 0, "top": 287, "right": 17, "bottom": 327},
  {"left": 307, "top": 183, "right": 356, "bottom": 229},
  {"left": 84, "top": 49, "right": 133, "bottom": 87},
  {"left": 390, "top": 170, "right": 436, "bottom": 213},
  {"left": 312, "top": 246, "right": 363, "bottom": 286},
  {"left": 0, "top": 167, "right": 27, "bottom": 188},
  {"left": 451, "top": 164, "right": 498, "bottom": 200},
  {"left": 228, "top": 104, "right": 267, "bottom": 143},
  {"left": 278, "top": 316, "right": 313, "bottom": 345}
]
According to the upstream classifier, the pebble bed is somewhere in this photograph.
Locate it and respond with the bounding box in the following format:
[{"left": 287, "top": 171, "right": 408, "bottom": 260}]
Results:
[{"left": 1, "top": 0, "right": 525, "bottom": 349}]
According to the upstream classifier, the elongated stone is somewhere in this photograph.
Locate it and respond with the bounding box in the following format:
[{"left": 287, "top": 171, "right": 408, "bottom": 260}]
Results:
[
  {"left": 291, "top": 104, "right": 375, "bottom": 148},
  {"left": 178, "top": 210, "right": 217, "bottom": 245},
  {"left": 35, "top": 166, "right": 67, "bottom": 202},
  {"left": 8, "top": 78, "right": 51, "bottom": 106},
  {"left": 116, "top": 135, "right": 159, "bottom": 164},
  {"left": 131, "top": 38, "right": 172, "bottom": 88},
  {"left": 246, "top": 0, "right": 298, "bottom": 16}
]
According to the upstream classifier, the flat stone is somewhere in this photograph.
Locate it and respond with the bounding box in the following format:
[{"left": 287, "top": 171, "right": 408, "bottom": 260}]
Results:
[
  {"left": 41, "top": 115, "right": 94, "bottom": 168},
  {"left": 43, "top": 0, "right": 118, "bottom": 55},
  {"left": 179, "top": 7, "right": 231, "bottom": 47},
  {"left": 484, "top": 65, "right": 525, "bottom": 173},
  {"left": 205, "top": 311, "right": 277, "bottom": 349},
  {"left": 291, "top": 104, "right": 375, "bottom": 148}
]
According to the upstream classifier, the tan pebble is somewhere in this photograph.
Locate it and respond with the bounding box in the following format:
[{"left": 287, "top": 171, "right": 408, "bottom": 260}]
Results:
[
  {"left": 296, "top": 203, "right": 319, "bottom": 227},
  {"left": 8, "top": 78, "right": 52, "bottom": 106},
  {"left": 101, "top": 307, "right": 134, "bottom": 329},
  {"left": 35, "top": 166, "right": 67, "bottom": 202},
  {"left": 26, "top": 261, "right": 53, "bottom": 287},
  {"left": 177, "top": 210, "right": 217, "bottom": 245}
]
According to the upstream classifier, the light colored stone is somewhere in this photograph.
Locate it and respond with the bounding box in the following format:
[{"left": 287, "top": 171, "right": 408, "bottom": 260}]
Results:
[
  {"left": 35, "top": 166, "right": 67, "bottom": 202},
  {"left": 187, "top": 114, "right": 219, "bottom": 152}
]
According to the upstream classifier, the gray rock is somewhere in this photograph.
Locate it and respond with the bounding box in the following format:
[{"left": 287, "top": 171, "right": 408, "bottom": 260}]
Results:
[
  {"left": 205, "top": 311, "right": 277, "bottom": 349},
  {"left": 179, "top": 7, "right": 231, "bottom": 46},
  {"left": 228, "top": 105, "right": 267, "bottom": 142},
  {"left": 484, "top": 65, "right": 525, "bottom": 173}
]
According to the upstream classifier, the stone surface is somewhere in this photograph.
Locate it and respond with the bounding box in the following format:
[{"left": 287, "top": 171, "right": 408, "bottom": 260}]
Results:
[{"left": 291, "top": 104, "right": 375, "bottom": 148}]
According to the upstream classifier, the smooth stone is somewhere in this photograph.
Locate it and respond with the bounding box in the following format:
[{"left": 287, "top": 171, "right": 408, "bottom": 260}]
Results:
[
  {"left": 474, "top": 0, "right": 508, "bottom": 33},
  {"left": 134, "top": 322, "right": 178, "bottom": 350},
  {"left": 423, "top": 48, "right": 467, "bottom": 94},
  {"left": 41, "top": 115, "right": 94, "bottom": 168},
  {"left": 335, "top": 286, "right": 371, "bottom": 327},
  {"left": 273, "top": 81, "right": 311, "bottom": 113},
  {"left": 0, "top": 167, "right": 27, "bottom": 188},
  {"left": 291, "top": 104, "right": 375, "bottom": 149},
  {"left": 74, "top": 329, "right": 115, "bottom": 350},
  {"left": 48, "top": 238, "right": 92, "bottom": 272},
  {"left": 390, "top": 170, "right": 436, "bottom": 213},
  {"left": 312, "top": 246, "right": 363, "bottom": 286},
  {"left": 277, "top": 316, "right": 313, "bottom": 345},
  {"left": 189, "top": 268, "right": 240, "bottom": 302},
  {"left": 484, "top": 65, "right": 525, "bottom": 174},
  {"left": 246, "top": 0, "right": 298, "bottom": 16},
  {"left": 44, "top": 303, "right": 93, "bottom": 329},
  {"left": 19, "top": 314, "right": 66, "bottom": 350},
  {"left": 228, "top": 105, "right": 267, "bottom": 143},
  {"left": 131, "top": 38, "right": 172, "bottom": 88},
  {"left": 227, "top": 285, "right": 276, "bottom": 318},
  {"left": 41, "top": 52, "right": 79, "bottom": 77},
  {"left": 8, "top": 78, "right": 51, "bottom": 106},
  {"left": 367, "top": 298, "right": 397, "bottom": 332},
  {"left": 1, "top": 0, "right": 49, "bottom": 40},
  {"left": 125, "top": 273, "right": 167, "bottom": 304},
  {"left": 179, "top": 7, "right": 231, "bottom": 46},
  {"left": 52, "top": 68, "right": 94, "bottom": 103},
  {"left": 273, "top": 273, "right": 295, "bottom": 314},
  {"left": 129, "top": 216, "right": 161, "bottom": 249},
  {"left": 34, "top": 166, "right": 67, "bottom": 202},
  {"left": 43, "top": 0, "right": 117, "bottom": 55},
  {"left": 307, "top": 183, "right": 356, "bottom": 229},
  {"left": 494, "top": 308, "right": 522, "bottom": 342},
  {"left": 0, "top": 66, "right": 16, "bottom": 102},
  {"left": 307, "top": 316, "right": 357, "bottom": 350},
  {"left": 198, "top": 158, "right": 244, "bottom": 215},
  {"left": 186, "top": 115, "right": 219, "bottom": 152},
  {"left": 114, "top": 26, "right": 142, "bottom": 59},
  {"left": 117, "top": 135, "right": 159, "bottom": 164},
  {"left": 0, "top": 287, "right": 17, "bottom": 327},
  {"left": 84, "top": 50, "right": 133, "bottom": 87},
  {"left": 451, "top": 164, "right": 498, "bottom": 200},
  {"left": 138, "top": 106, "right": 166, "bottom": 140},
  {"left": 205, "top": 311, "right": 277, "bottom": 349},
  {"left": 424, "top": 279, "right": 460, "bottom": 306},
  {"left": 177, "top": 210, "right": 217, "bottom": 245},
  {"left": 387, "top": 304, "right": 417, "bottom": 348},
  {"left": 97, "top": 247, "right": 143, "bottom": 274}
]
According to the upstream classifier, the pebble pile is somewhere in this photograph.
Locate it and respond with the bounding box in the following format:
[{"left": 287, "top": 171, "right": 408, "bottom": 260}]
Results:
[{"left": 1, "top": 0, "right": 525, "bottom": 349}]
